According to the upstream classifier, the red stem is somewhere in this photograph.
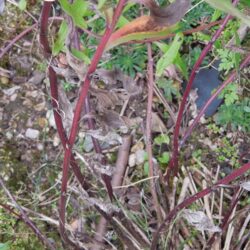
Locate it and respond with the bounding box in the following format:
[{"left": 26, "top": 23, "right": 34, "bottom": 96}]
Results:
[
  {"left": 39, "top": 3, "right": 90, "bottom": 246},
  {"left": 151, "top": 162, "right": 250, "bottom": 250},
  {"left": 180, "top": 52, "right": 250, "bottom": 146},
  {"left": 206, "top": 187, "right": 241, "bottom": 248},
  {"left": 165, "top": 0, "right": 239, "bottom": 182},
  {"left": 59, "top": 0, "right": 127, "bottom": 240}
]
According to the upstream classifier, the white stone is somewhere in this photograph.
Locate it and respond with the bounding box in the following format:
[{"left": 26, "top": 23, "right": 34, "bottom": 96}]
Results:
[
  {"left": 53, "top": 134, "right": 60, "bottom": 147},
  {"left": 37, "top": 143, "right": 44, "bottom": 151},
  {"left": 46, "top": 110, "right": 56, "bottom": 129},
  {"left": 25, "top": 128, "right": 40, "bottom": 139},
  {"left": 128, "top": 153, "right": 136, "bottom": 167},
  {"left": 6, "top": 131, "right": 13, "bottom": 140},
  {"left": 135, "top": 149, "right": 146, "bottom": 165}
]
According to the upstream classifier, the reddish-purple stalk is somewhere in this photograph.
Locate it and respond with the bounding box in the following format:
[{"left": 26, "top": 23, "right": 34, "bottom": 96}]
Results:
[
  {"left": 73, "top": 26, "right": 113, "bottom": 200},
  {"left": 180, "top": 52, "right": 250, "bottom": 146},
  {"left": 206, "top": 187, "right": 241, "bottom": 248},
  {"left": 146, "top": 42, "right": 163, "bottom": 224},
  {"left": 151, "top": 162, "right": 250, "bottom": 250},
  {"left": 40, "top": 2, "right": 90, "bottom": 190},
  {"left": 39, "top": 4, "right": 91, "bottom": 247},
  {"left": 59, "top": 0, "right": 127, "bottom": 241},
  {"left": 165, "top": 0, "right": 239, "bottom": 182}
]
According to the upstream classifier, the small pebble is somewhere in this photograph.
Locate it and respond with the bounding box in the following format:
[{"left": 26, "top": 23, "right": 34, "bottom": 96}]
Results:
[
  {"left": 25, "top": 128, "right": 40, "bottom": 140},
  {"left": 135, "top": 149, "right": 146, "bottom": 165},
  {"left": 129, "top": 153, "right": 136, "bottom": 167},
  {"left": 6, "top": 131, "right": 13, "bottom": 140},
  {"left": 37, "top": 143, "right": 44, "bottom": 151},
  {"left": 10, "top": 93, "right": 17, "bottom": 101},
  {"left": 53, "top": 134, "right": 60, "bottom": 147},
  {"left": 0, "top": 76, "right": 10, "bottom": 85}
]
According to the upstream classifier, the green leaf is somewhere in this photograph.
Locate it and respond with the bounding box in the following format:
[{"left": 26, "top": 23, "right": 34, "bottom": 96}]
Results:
[
  {"left": 18, "top": 0, "right": 26, "bottom": 10},
  {"left": 233, "top": 29, "right": 241, "bottom": 71},
  {"left": 154, "top": 134, "right": 170, "bottom": 145},
  {"left": 71, "top": 48, "right": 91, "bottom": 65},
  {"left": 116, "top": 15, "right": 130, "bottom": 28},
  {"left": 52, "top": 21, "right": 68, "bottom": 56},
  {"left": 105, "top": 24, "right": 178, "bottom": 51},
  {"left": 211, "top": 9, "right": 222, "bottom": 22},
  {"left": 241, "top": 0, "right": 250, "bottom": 7},
  {"left": 244, "top": 106, "right": 250, "bottom": 113},
  {"left": 158, "top": 152, "right": 170, "bottom": 164},
  {"left": 59, "top": 0, "right": 89, "bottom": 29},
  {"left": 156, "top": 33, "right": 184, "bottom": 77},
  {"left": 205, "top": 0, "right": 250, "bottom": 27},
  {"left": 143, "top": 162, "right": 149, "bottom": 176},
  {"left": 155, "top": 42, "right": 187, "bottom": 79},
  {"left": 97, "top": 0, "right": 107, "bottom": 9},
  {"left": 0, "top": 243, "right": 10, "bottom": 250}
]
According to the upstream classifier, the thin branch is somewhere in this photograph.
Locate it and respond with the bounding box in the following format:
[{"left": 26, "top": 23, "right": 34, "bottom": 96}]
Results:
[
  {"left": 59, "top": 0, "right": 127, "bottom": 242},
  {"left": 146, "top": 43, "right": 163, "bottom": 224},
  {"left": 206, "top": 187, "right": 242, "bottom": 248},
  {"left": 94, "top": 135, "right": 132, "bottom": 250},
  {"left": 180, "top": 52, "right": 250, "bottom": 146},
  {"left": 164, "top": 0, "right": 239, "bottom": 182},
  {"left": 151, "top": 162, "right": 250, "bottom": 250}
]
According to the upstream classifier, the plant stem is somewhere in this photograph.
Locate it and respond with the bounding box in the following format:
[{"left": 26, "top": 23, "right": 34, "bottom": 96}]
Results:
[
  {"left": 180, "top": 52, "right": 250, "bottom": 146},
  {"left": 151, "top": 162, "right": 250, "bottom": 250},
  {"left": 59, "top": 0, "right": 127, "bottom": 241},
  {"left": 146, "top": 42, "right": 163, "bottom": 224},
  {"left": 165, "top": 0, "right": 239, "bottom": 182}
]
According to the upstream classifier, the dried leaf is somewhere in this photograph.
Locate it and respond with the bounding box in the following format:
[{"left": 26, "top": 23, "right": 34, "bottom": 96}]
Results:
[
  {"left": 240, "top": 181, "right": 250, "bottom": 191},
  {"left": 106, "top": 0, "right": 190, "bottom": 50},
  {"left": 151, "top": 112, "right": 167, "bottom": 133},
  {"left": 90, "top": 88, "right": 121, "bottom": 111},
  {"left": 183, "top": 209, "right": 221, "bottom": 232},
  {"left": 66, "top": 46, "right": 87, "bottom": 81},
  {"left": 139, "top": 0, "right": 190, "bottom": 26},
  {"left": 87, "top": 129, "right": 123, "bottom": 145},
  {"left": 99, "top": 110, "right": 128, "bottom": 130},
  {"left": 2, "top": 86, "right": 21, "bottom": 96},
  {"left": 58, "top": 85, "right": 74, "bottom": 133}
]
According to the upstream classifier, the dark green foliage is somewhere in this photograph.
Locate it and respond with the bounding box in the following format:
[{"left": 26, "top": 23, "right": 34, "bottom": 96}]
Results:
[
  {"left": 156, "top": 77, "right": 180, "bottom": 102},
  {"left": 105, "top": 46, "right": 147, "bottom": 77},
  {"left": 215, "top": 98, "right": 250, "bottom": 132}
]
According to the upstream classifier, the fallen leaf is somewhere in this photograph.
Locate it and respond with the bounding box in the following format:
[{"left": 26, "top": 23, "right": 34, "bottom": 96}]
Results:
[
  {"left": 240, "top": 181, "right": 250, "bottom": 191},
  {"left": 183, "top": 209, "right": 221, "bottom": 233}
]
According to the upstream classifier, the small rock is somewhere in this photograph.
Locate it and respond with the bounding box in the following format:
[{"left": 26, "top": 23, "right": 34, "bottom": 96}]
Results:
[
  {"left": 135, "top": 149, "right": 146, "bottom": 165},
  {"left": 34, "top": 102, "right": 46, "bottom": 111},
  {"left": 2, "top": 86, "right": 20, "bottom": 96},
  {"left": 28, "top": 71, "right": 45, "bottom": 85},
  {"left": 129, "top": 153, "right": 136, "bottom": 167},
  {"left": 25, "top": 90, "right": 39, "bottom": 98},
  {"left": 46, "top": 110, "right": 56, "bottom": 129},
  {"left": 0, "top": 76, "right": 10, "bottom": 85},
  {"left": 37, "top": 143, "right": 44, "bottom": 151},
  {"left": 25, "top": 128, "right": 40, "bottom": 139},
  {"left": 6, "top": 131, "right": 13, "bottom": 140},
  {"left": 131, "top": 141, "right": 144, "bottom": 153},
  {"left": 10, "top": 93, "right": 18, "bottom": 101},
  {"left": 37, "top": 117, "right": 48, "bottom": 128},
  {"left": 53, "top": 134, "right": 60, "bottom": 147}
]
